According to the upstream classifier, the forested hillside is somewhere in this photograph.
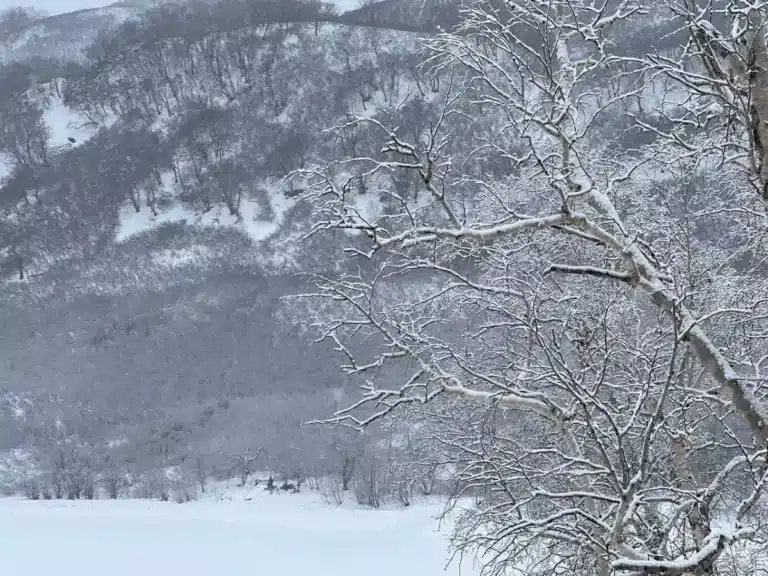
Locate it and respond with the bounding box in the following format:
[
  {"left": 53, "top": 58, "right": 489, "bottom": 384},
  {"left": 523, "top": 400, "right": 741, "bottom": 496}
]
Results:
[{"left": 0, "top": 0, "right": 456, "bottom": 501}]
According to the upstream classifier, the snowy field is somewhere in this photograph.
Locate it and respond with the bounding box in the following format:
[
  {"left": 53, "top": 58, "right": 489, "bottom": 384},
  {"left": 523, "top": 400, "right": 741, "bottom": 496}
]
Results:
[{"left": 0, "top": 486, "right": 477, "bottom": 576}]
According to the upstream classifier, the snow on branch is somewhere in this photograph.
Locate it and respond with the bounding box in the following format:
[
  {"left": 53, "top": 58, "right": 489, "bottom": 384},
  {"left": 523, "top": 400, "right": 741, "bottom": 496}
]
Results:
[{"left": 298, "top": 1, "right": 768, "bottom": 573}]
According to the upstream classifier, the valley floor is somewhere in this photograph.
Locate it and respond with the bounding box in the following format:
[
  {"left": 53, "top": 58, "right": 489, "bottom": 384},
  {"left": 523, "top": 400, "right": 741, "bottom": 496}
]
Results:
[{"left": 0, "top": 484, "right": 477, "bottom": 576}]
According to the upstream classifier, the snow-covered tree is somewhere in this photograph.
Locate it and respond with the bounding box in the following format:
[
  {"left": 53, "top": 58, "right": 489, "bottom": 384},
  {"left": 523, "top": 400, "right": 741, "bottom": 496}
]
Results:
[{"left": 301, "top": 1, "right": 768, "bottom": 574}]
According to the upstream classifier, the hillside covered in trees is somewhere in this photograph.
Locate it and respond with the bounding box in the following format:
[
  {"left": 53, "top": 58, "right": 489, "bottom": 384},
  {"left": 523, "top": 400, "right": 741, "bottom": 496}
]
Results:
[{"left": 0, "top": 0, "right": 460, "bottom": 503}]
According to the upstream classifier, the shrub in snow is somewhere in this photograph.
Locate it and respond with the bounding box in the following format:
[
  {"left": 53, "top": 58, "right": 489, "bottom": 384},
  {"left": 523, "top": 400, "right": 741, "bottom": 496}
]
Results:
[
  {"left": 132, "top": 470, "right": 173, "bottom": 501},
  {"left": 321, "top": 477, "right": 345, "bottom": 506},
  {"left": 352, "top": 455, "right": 389, "bottom": 509},
  {"left": 20, "top": 478, "right": 40, "bottom": 500},
  {"left": 173, "top": 486, "right": 198, "bottom": 504},
  {"left": 101, "top": 472, "right": 127, "bottom": 499}
]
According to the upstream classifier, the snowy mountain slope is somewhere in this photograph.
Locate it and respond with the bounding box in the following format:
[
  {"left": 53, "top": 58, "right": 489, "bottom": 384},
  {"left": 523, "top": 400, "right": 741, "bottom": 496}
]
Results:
[
  {"left": 0, "top": 4, "right": 142, "bottom": 64},
  {"left": 0, "top": 0, "right": 449, "bottom": 512},
  {"left": 0, "top": 12, "right": 426, "bottom": 284}
]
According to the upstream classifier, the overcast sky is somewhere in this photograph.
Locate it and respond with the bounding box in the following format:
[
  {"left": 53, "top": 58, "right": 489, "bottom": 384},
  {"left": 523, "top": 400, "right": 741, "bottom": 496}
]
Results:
[{"left": 0, "top": 0, "right": 109, "bottom": 16}]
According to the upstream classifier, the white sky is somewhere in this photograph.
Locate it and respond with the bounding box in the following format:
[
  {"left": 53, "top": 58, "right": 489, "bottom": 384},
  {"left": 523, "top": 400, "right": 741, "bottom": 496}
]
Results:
[{"left": 0, "top": 0, "right": 110, "bottom": 17}]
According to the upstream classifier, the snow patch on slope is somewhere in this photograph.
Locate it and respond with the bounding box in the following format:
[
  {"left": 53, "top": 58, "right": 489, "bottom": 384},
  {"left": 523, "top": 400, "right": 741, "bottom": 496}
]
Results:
[
  {"left": 329, "top": 0, "right": 362, "bottom": 13},
  {"left": 43, "top": 98, "right": 100, "bottom": 149},
  {"left": 0, "top": 158, "right": 10, "bottom": 182},
  {"left": 116, "top": 179, "right": 296, "bottom": 244},
  {"left": 237, "top": 181, "right": 296, "bottom": 242},
  {"left": 116, "top": 203, "right": 194, "bottom": 242},
  {"left": 354, "top": 191, "right": 384, "bottom": 223}
]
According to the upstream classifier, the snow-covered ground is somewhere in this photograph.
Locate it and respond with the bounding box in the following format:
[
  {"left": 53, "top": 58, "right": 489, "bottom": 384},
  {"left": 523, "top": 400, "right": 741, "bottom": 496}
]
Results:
[
  {"left": 115, "top": 176, "right": 295, "bottom": 244},
  {"left": 43, "top": 96, "right": 105, "bottom": 150},
  {"left": 0, "top": 484, "right": 477, "bottom": 576},
  {"left": 0, "top": 158, "right": 10, "bottom": 181}
]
